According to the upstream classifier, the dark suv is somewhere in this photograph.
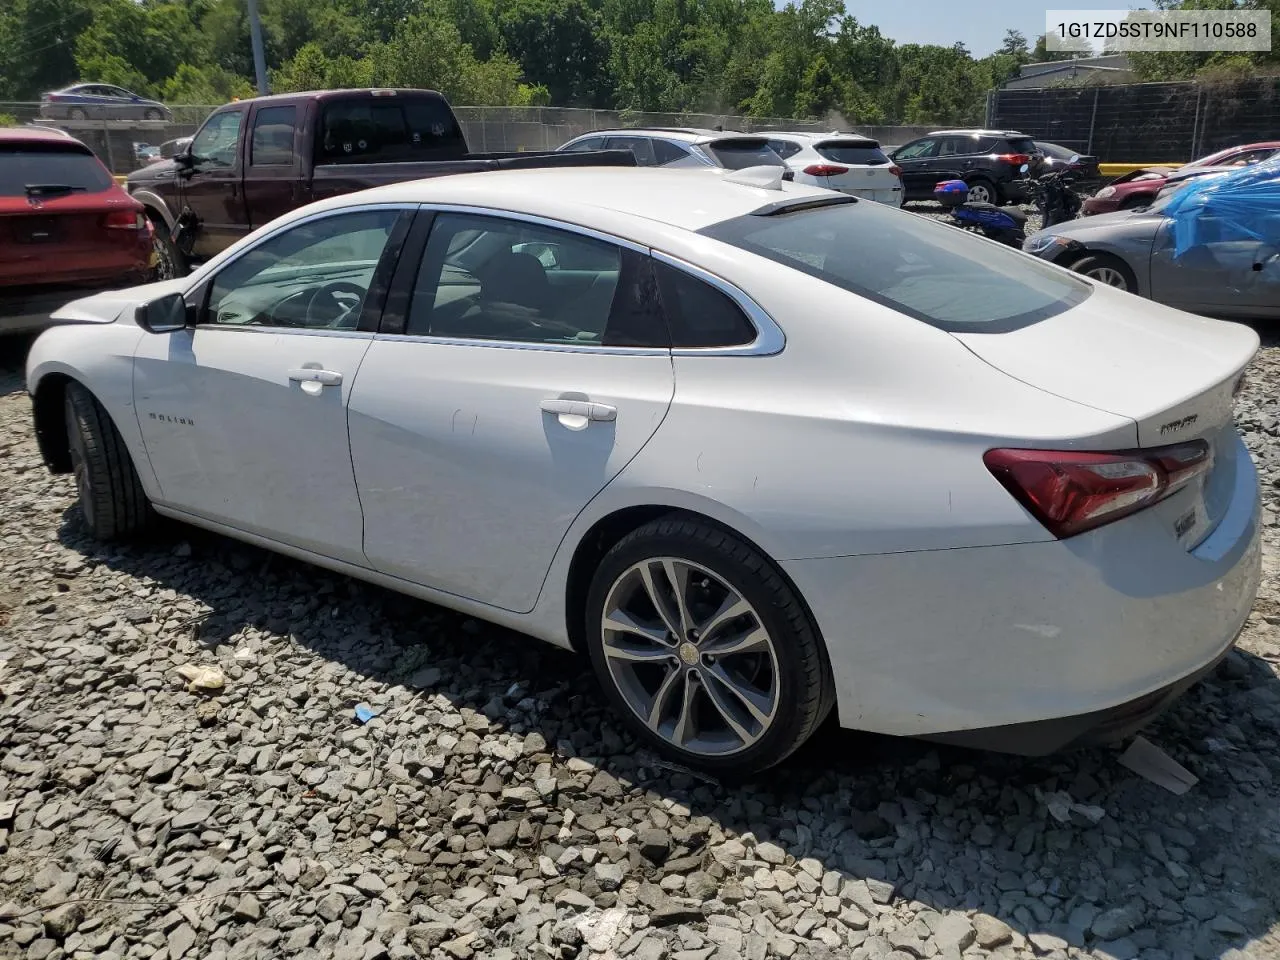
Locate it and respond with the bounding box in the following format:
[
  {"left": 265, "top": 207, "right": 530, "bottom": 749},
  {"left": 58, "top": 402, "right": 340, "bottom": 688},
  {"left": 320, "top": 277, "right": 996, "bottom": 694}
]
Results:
[{"left": 890, "top": 129, "right": 1043, "bottom": 205}]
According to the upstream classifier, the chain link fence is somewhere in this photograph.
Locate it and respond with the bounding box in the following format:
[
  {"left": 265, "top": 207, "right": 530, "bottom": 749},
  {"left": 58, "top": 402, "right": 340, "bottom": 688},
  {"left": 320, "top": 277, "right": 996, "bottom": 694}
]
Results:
[
  {"left": 988, "top": 77, "right": 1280, "bottom": 163},
  {"left": 2, "top": 101, "right": 933, "bottom": 174}
]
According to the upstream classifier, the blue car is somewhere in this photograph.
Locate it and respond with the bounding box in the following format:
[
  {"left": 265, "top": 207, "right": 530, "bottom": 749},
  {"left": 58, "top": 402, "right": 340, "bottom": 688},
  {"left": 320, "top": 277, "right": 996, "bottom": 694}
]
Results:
[{"left": 39, "top": 84, "right": 172, "bottom": 123}]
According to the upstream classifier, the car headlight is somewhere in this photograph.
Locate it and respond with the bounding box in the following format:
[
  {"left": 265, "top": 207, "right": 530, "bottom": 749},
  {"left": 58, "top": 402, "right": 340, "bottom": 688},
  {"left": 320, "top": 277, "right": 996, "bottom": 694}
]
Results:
[
  {"left": 1095, "top": 185, "right": 1116, "bottom": 199},
  {"left": 1023, "top": 233, "right": 1071, "bottom": 255}
]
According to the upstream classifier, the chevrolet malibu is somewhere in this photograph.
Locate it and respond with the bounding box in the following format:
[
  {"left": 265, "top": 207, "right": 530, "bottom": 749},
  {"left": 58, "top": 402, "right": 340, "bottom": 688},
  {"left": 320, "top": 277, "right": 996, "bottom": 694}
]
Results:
[{"left": 25, "top": 166, "right": 1261, "bottom": 775}]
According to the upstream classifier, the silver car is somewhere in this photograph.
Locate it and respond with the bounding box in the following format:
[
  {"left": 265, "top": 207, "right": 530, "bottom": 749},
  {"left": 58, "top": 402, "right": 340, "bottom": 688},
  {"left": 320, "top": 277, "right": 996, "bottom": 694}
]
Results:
[
  {"left": 1024, "top": 175, "right": 1280, "bottom": 320},
  {"left": 557, "top": 128, "right": 786, "bottom": 171}
]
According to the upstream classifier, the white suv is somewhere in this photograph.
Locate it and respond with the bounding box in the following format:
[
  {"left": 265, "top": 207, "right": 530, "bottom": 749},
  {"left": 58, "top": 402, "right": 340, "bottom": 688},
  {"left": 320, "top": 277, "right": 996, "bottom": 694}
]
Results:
[
  {"left": 764, "top": 132, "right": 904, "bottom": 206},
  {"left": 556, "top": 128, "right": 787, "bottom": 171}
]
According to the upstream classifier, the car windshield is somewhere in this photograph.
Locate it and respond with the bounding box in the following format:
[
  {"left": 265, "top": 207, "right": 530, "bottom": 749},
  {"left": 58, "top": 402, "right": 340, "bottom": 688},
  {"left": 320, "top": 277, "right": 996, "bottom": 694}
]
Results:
[
  {"left": 0, "top": 146, "right": 113, "bottom": 196},
  {"left": 700, "top": 201, "right": 1090, "bottom": 332}
]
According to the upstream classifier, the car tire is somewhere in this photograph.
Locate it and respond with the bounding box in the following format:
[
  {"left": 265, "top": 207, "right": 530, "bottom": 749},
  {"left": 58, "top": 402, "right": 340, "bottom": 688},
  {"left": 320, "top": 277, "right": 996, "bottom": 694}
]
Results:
[
  {"left": 584, "top": 516, "right": 836, "bottom": 776},
  {"left": 150, "top": 219, "right": 188, "bottom": 280},
  {"left": 145, "top": 108, "right": 163, "bottom": 121},
  {"left": 65, "top": 382, "right": 155, "bottom": 540},
  {"left": 1070, "top": 253, "right": 1137, "bottom": 292},
  {"left": 965, "top": 178, "right": 996, "bottom": 204},
  {"left": 68, "top": 107, "right": 87, "bottom": 121}
]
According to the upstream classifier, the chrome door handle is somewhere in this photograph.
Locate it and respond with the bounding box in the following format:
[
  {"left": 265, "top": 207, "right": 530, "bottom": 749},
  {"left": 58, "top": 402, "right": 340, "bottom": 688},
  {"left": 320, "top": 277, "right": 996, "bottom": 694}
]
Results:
[
  {"left": 288, "top": 368, "right": 342, "bottom": 386},
  {"left": 540, "top": 399, "right": 616, "bottom": 422}
]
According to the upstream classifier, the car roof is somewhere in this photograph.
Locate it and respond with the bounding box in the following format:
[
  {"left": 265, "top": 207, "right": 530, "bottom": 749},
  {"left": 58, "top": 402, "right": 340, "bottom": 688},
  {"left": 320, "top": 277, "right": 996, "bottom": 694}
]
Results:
[
  {"left": 927, "top": 129, "right": 1029, "bottom": 138},
  {"left": 329, "top": 167, "right": 834, "bottom": 235},
  {"left": 0, "top": 126, "right": 91, "bottom": 147},
  {"left": 565, "top": 128, "right": 760, "bottom": 144},
  {"left": 762, "top": 131, "right": 877, "bottom": 143}
]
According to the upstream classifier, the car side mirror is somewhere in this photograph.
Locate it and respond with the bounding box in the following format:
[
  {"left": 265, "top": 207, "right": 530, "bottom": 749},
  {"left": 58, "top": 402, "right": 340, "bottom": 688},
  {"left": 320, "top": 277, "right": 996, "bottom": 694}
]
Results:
[
  {"left": 175, "top": 147, "right": 196, "bottom": 168},
  {"left": 136, "top": 292, "right": 190, "bottom": 334}
]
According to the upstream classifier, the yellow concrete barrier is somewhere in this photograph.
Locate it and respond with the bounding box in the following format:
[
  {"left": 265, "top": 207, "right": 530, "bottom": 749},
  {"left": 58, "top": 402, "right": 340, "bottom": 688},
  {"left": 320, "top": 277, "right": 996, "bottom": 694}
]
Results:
[
  {"left": 114, "top": 175, "right": 127, "bottom": 185},
  {"left": 1098, "top": 162, "right": 1183, "bottom": 177}
]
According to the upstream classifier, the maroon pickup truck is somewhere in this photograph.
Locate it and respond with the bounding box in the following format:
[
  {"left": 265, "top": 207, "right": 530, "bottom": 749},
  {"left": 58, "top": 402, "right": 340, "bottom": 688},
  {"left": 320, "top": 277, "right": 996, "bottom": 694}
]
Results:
[{"left": 125, "top": 88, "right": 634, "bottom": 277}]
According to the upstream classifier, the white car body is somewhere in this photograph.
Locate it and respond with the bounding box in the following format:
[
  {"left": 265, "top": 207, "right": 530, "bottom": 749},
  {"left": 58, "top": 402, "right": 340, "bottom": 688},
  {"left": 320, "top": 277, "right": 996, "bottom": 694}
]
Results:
[
  {"left": 26, "top": 166, "right": 1261, "bottom": 767},
  {"left": 763, "top": 131, "right": 904, "bottom": 205}
]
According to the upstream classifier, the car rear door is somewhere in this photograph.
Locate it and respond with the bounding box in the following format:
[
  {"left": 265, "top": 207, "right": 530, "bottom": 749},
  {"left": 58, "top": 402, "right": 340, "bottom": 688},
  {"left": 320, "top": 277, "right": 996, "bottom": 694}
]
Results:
[
  {"left": 243, "top": 103, "right": 302, "bottom": 230},
  {"left": 347, "top": 208, "right": 675, "bottom": 614}
]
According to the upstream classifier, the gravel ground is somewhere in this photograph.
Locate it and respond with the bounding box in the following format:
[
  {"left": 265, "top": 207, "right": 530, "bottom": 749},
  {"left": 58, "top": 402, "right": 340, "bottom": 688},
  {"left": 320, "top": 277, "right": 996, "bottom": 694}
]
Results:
[{"left": 2, "top": 325, "right": 1280, "bottom": 960}]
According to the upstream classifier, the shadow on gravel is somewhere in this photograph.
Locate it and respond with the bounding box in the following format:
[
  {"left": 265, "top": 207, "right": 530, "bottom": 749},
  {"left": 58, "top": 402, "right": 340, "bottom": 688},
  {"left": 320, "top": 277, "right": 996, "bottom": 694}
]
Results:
[
  {"left": 54, "top": 505, "right": 1280, "bottom": 960},
  {"left": 0, "top": 335, "right": 35, "bottom": 396}
]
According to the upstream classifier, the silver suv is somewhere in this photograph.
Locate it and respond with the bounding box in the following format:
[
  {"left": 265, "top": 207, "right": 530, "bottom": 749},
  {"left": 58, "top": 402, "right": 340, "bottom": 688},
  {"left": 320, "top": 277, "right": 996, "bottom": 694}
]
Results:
[{"left": 556, "top": 128, "right": 786, "bottom": 171}]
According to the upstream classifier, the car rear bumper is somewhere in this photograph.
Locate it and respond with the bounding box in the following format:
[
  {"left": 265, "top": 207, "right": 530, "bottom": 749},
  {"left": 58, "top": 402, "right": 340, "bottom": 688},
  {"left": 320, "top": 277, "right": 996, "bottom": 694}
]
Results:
[{"left": 781, "top": 436, "right": 1261, "bottom": 748}]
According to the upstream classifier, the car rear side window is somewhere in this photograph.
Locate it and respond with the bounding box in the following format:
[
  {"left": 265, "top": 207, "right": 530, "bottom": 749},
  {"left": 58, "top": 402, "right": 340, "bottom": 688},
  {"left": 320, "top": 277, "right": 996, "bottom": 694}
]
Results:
[
  {"left": 250, "top": 106, "right": 297, "bottom": 166},
  {"left": 654, "top": 260, "right": 757, "bottom": 348},
  {"left": 768, "top": 140, "right": 805, "bottom": 160},
  {"left": 0, "top": 145, "right": 112, "bottom": 196},
  {"left": 318, "top": 97, "right": 466, "bottom": 164},
  {"left": 705, "top": 138, "right": 784, "bottom": 169},
  {"left": 700, "top": 202, "right": 1090, "bottom": 332},
  {"left": 815, "top": 140, "right": 889, "bottom": 166},
  {"left": 652, "top": 139, "right": 689, "bottom": 165}
]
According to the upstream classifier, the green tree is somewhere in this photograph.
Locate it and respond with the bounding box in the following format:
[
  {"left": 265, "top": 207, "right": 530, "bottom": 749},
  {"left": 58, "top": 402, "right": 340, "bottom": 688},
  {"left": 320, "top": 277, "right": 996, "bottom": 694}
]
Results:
[
  {"left": 496, "top": 0, "right": 610, "bottom": 106},
  {"left": 0, "top": 0, "right": 95, "bottom": 100}
]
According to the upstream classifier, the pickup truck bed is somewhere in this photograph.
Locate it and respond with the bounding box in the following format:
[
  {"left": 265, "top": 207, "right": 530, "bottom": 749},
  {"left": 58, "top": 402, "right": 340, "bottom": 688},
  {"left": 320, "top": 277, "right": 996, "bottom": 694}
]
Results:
[{"left": 126, "top": 88, "right": 636, "bottom": 275}]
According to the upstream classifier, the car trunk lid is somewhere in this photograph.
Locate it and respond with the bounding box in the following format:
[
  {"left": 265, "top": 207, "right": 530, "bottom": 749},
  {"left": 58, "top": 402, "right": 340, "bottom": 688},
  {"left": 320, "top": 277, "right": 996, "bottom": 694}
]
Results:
[
  {"left": 811, "top": 139, "right": 902, "bottom": 204},
  {"left": 954, "top": 285, "right": 1258, "bottom": 549}
]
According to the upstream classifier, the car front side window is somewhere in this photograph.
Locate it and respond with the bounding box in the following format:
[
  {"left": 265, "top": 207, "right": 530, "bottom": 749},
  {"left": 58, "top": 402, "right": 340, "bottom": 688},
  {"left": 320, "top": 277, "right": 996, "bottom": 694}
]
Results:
[
  {"left": 191, "top": 110, "right": 245, "bottom": 168},
  {"left": 205, "top": 209, "right": 402, "bottom": 330},
  {"left": 895, "top": 139, "right": 938, "bottom": 160}
]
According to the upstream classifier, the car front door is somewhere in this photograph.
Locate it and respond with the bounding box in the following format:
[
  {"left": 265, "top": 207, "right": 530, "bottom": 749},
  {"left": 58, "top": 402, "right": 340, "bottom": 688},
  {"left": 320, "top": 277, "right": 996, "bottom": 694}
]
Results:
[
  {"left": 347, "top": 209, "right": 675, "bottom": 613},
  {"left": 181, "top": 106, "right": 250, "bottom": 258},
  {"left": 1150, "top": 216, "right": 1280, "bottom": 317},
  {"left": 891, "top": 138, "right": 940, "bottom": 198},
  {"left": 132, "top": 205, "right": 412, "bottom": 563}
]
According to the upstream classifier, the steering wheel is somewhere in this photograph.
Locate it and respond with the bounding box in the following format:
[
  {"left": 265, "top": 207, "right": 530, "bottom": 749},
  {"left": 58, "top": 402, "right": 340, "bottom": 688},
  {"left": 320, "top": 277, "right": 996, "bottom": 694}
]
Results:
[{"left": 304, "top": 280, "right": 367, "bottom": 328}]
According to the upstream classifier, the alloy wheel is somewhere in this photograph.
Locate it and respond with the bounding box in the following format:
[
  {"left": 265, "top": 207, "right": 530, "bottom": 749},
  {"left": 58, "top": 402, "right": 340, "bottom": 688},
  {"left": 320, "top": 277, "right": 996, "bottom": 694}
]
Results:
[
  {"left": 966, "top": 182, "right": 993, "bottom": 203},
  {"left": 1085, "top": 266, "right": 1128, "bottom": 288},
  {"left": 599, "top": 557, "right": 780, "bottom": 757}
]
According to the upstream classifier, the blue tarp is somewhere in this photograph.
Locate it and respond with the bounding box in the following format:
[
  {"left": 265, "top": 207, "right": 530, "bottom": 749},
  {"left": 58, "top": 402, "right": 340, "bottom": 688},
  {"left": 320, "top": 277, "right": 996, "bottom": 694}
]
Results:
[{"left": 1162, "top": 156, "right": 1280, "bottom": 258}]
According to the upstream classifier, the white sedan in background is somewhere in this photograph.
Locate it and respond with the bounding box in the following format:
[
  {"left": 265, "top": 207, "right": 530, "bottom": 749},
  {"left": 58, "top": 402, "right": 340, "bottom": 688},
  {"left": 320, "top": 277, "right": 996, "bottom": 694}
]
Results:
[
  {"left": 26, "top": 166, "right": 1260, "bottom": 774},
  {"left": 764, "top": 131, "right": 904, "bottom": 205}
]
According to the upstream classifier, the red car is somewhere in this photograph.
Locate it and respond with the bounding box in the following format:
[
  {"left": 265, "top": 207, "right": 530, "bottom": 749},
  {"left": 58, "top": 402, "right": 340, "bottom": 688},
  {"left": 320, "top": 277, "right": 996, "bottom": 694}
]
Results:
[
  {"left": 1082, "top": 141, "right": 1280, "bottom": 215},
  {"left": 1, "top": 127, "right": 154, "bottom": 335}
]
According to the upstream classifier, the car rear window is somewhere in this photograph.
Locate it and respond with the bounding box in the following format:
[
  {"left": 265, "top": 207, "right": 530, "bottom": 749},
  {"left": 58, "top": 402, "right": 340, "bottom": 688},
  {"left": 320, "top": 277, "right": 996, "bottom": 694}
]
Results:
[
  {"left": 815, "top": 140, "right": 889, "bottom": 166},
  {"left": 700, "top": 201, "right": 1090, "bottom": 332},
  {"left": 704, "top": 138, "right": 784, "bottom": 169},
  {"left": 318, "top": 96, "right": 466, "bottom": 164},
  {"left": 0, "top": 145, "right": 113, "bottom": 197}
]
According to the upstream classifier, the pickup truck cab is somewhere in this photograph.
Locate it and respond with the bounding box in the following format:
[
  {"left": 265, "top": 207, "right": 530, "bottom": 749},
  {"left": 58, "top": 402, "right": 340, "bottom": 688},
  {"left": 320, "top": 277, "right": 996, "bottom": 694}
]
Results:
[{"left": 127, "top": 88, "right": 633, "bottom": 277}]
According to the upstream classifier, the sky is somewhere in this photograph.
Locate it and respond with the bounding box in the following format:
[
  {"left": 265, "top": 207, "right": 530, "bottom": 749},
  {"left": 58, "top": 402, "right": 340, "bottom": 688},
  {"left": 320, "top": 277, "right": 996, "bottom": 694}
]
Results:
[{"left": 839, "top": 0, "right": 1156, "bottom": 57}]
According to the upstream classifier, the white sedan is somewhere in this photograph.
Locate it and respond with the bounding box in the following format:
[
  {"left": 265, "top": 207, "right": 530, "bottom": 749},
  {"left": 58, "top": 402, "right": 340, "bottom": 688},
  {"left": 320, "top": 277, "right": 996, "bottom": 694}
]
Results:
[{"left": 26, "top": 165, "right": 1261, "bottom": 775}]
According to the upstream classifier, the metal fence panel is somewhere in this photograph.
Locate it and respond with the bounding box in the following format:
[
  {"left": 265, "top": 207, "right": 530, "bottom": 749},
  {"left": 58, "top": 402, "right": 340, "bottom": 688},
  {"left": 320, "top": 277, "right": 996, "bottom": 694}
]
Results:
[
  {"left": 990, "top": 78, "right": 1280, "bottom": 163},
  {"left": 2, "top": 101, "right": 938, "bottom": 174}
]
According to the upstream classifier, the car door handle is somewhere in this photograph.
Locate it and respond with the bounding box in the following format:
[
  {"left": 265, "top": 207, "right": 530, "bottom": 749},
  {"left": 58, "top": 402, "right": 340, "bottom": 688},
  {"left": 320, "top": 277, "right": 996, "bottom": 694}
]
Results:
[
  {"left": 288, "top": 368, "right": 342, "bottom": 386},
  {"left": 540, "top": 399, "right": 616, "bottom": 421}
]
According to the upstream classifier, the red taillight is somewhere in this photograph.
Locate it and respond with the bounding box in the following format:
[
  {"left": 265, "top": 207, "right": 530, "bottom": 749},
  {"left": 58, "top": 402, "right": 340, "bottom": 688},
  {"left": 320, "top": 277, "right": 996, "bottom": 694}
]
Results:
[
  {"left": 103, "top": 210, "right": 147, "bottom": 230},
  {"left": 984, "top": 441, "right": 1212, "bottom": 538},
  {"left": 888, "top": 165, "right": 902, "bottom": 177},
  {"left": 997, "top": 153, "right": 1030, "bottom": 166},
  {"left": 803, "top": 163, "right": 849, "bottom": 177}
]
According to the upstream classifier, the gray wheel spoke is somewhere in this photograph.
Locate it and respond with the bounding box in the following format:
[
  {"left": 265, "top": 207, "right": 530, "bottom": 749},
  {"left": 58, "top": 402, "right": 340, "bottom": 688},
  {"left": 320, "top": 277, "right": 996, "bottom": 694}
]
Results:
[
  {"left": 639, "top": 562, "right": 684, "bottom": 639},
  {"left": 602, "top": 608, "right": 671, "bottom": 648},
  {"left": 645, "top": 666, "right": 683, "bottom": 731},
  {"left": 698, "top": 670, "right": 753, "bottom": 745},
  {"left": 705, "top": 663, "right": 774, "bottom": 728},
  {"left": 671, "top": 673, "right": 698, "bottom": 747},
  {"left": 604, "top": 637, "right": 673, "bottom": 663},
  {"left": 703, "top": 624, "right": 771, "bottom": 658},
  {"left": 694, "top": 593, "right": 752, "bottom": 645},
  {"left": 662, "top": 559, "right": 695, "bottom": 637}
]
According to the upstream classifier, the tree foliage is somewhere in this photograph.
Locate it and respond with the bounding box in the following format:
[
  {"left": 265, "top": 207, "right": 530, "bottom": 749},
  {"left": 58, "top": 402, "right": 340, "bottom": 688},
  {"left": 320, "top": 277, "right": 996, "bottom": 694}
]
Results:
[{"left": 0, "top": 0, "right": 1174, "bottom": 123}]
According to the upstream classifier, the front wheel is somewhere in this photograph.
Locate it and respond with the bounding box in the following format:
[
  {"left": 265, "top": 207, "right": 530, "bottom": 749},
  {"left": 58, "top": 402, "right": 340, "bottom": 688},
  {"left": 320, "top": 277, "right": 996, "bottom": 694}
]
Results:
[
  {"left": 65, "top": 383, "right": 155, "bottom": 540},
  {"left": 150, "top": 220, "right": 188, "bottom": 280},
  {"left": 144, "top": 108, "right": 163, "bottom": 121},
  {"left": 1071, "top": 253, "right": 1137, "bottom": 292},
  {"left": 584, "top": 517, "right": 835, "bottom": 776},
  {"left": 68, "top": 107, "right": 87, "bottom": 121},
  {"left": 965, "top": 179, "right": 996, "bottom": 204}
]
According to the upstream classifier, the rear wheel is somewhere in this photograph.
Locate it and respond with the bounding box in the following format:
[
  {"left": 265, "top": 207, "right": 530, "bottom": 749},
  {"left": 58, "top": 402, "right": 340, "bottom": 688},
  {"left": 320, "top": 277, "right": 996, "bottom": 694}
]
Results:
[
  {"left": 144, "top": 108, "right": 163, "bottom": 121},
  {"left": 1071, "top": 253, "right": 1137, "bottom": 292},
  {"left": 150, "top": 217, "right": 187, "bottom": 280},
  {"left": 68, "top": 107, "right": 87, "bottom": 121},
  {"left": 584, "top": 516, "right": 836, "bottom": 776},
  {"left": 965, "top": 178, "right": 996, "bottom": 204},
  {"left": 65, "top": 383, "right": 155, "bottom": 540}
]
